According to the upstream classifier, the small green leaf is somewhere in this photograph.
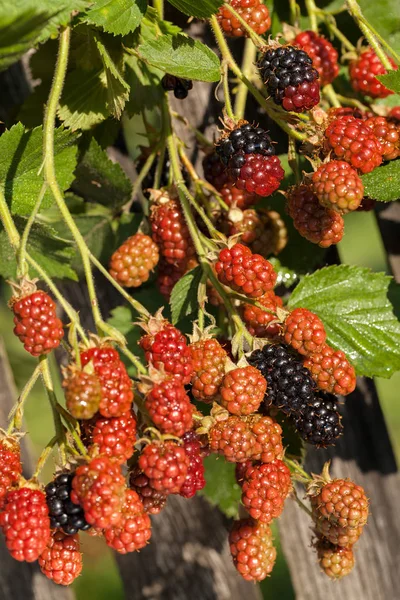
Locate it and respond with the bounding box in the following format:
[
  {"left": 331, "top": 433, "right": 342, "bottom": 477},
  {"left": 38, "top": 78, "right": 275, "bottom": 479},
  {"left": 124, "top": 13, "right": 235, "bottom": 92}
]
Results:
[
  {"left": 376, "top": 70, "right": 400, "bottom": 94},
  {"left": 0, "top": 123, "right": 78, "bottom": 215},
  {"left": 137, "top": 33, "right": 220, "bottom": 82},
  {"left": 93, "top": 32, "right": 130, "bottom": 119},
  {"left": 0, "top": 217, "right": 77, "bottom": 281},
  {"left": 287, "top": 265, "right": 400, "bottom": 378},
  {"left": 83, "top": 0, "right": 147, "bottom": 36},
  {"left": 170, "top": 266, "right": 203, "bottom": 324},
  {"left": 72, "top": 138, "right": 132, "bottom": 212},
  {"left": 125, "top": 55, "right": 164, "bottom": 115},
  {"left": 199, "top": 455, "right": 241, "bottom": 518},
  {"left": 167, "top": 0, "right": 223, "bottom": 19},
  {"left": 361, "top": 161, "right": 400, "bottom": 202},
  {"left": 59, "top": 69, "right": 110, "bottom": 130}
]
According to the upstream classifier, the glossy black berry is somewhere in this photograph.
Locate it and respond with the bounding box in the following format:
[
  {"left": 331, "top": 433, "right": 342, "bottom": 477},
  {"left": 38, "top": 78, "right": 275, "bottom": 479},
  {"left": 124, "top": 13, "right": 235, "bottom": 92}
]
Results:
[
  {"left": 258, "top": 46, "right": 320, "bottom": 112},
  {"left": 161, "top": 74, "right": 193, "bottom": 99},
  {"left": 294, "top": 392, "right": 343, "bottom": 447},
  {"left": 216, "top": 123, "right": 275, "bottom": 166},
  {"left": 249, "top": 344, "right": 316, "bottom": 416},
  {"left": 46, "top": 472, "right": 90, "bottom": 535}
]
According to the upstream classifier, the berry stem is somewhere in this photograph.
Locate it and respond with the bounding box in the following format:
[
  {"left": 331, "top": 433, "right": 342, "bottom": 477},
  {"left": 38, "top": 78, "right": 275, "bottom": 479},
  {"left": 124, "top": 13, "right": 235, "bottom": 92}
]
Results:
[
  {"left": 292, "top": 486, "right": 313, "bottom": 518},
  {"left": 289, "top": 0, "right": 301, "bottom": 26},
  {"left": 222, "top": 60, "right": 236, "bottom": 120},
  {"left": 324, "top": 19, "right": 356, "bottom": 52},
  {"left": 284, "top": 457, "right": 312, "bottom": 483},
  {"left": 209, "top": 16, "right": 308, "bottom": 142},
  {"left": 323, "top": 84, "right": 341, "bottom": 107},
  {"left": 346, "top": 0, "right": 395, "bottom": 70},
  {"left": 305, "top": 0, "right": 319, "bottom": 32},
  {"left": 234, "top": 38, "right": 256, "bottom": 121},
  {"left": 153, "top": 143, "right": 167, "bottom": 189},
  {"left": 39, "top": 356, "right": 67, "bottom": 464},
  {"left": 7, "top": 363, "right": 42, "bottom": 432},
  {"left": 223, "top": 3, "right": 266, "bottom": 47},
  {"left": 33, "top": 436, "right": 57, "bottom": 479},
  {"left": 122, "top": 147, "right": 158, "bottom": 215},
  {"left": 288, "top": 137, "right": 301, "bottom": 183},
  {"left": 43, "top": 27, "right": 104, "bottom": 335},
  {"left": 153, "top": 0, "right": 164, "bottom": 19},
  {"left": 17, "top": 183, "right": 47, "bottom": 278},
  {"left": 0, "top": 189, "right": 20, "bottom": 251}
]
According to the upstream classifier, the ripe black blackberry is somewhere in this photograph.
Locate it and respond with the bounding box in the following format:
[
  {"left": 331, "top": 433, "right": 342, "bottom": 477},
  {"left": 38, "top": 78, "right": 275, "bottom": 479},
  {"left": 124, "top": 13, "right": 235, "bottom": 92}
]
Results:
[
  {"left": 161, "top": 74, "right": 193, "bottom": 99},
  {"left": 45, "top": 472, "right": 90, "bottom": 535},
  {"left": 295, "top": 392, "right": 343, "bottom": 447},
  {"left": 216, "top": 123, "right": 275, "bottom": 166},
  {"left": 249, "top": 344, "right": 315, "bottom": 416},
  {"left": 258, "top": 46, "right": 320, "bottom": 112}
]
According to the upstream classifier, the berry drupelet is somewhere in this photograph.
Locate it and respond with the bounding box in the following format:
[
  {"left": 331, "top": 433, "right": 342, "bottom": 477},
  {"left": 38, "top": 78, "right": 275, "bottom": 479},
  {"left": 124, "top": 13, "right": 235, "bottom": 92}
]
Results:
[
  {"left": 349, "top": 48, "right": 397, "bottom": 99},
  {"left": 46, "top": 473, "right": 91, "bottom": 536},
  {"left": 294, "top": 30, "right": 339, "bottom": 86},
  {"left": 216, "top": 123, "right": 275, "bottom": 165},
  {"left": 217, "top": 0, "right": 271, "bottom": 38},
  {"left": 258, "top": 45, "right": 320, "bottom": 112},
  {"left": 161, "top": 74, "right": 193, "bottom": 99},
  {"left": 294, "top": 392, "right": 343, "bottom": 447}
]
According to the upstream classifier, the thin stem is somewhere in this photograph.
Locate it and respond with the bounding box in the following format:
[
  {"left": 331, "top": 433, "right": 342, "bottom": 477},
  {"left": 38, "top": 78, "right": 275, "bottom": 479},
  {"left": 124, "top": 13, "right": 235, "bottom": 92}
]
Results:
[
  {"left": 326, "top": 20, "right": 356, "bottom": 52},
  {"left": 153, "top": 144, "right": 166, "bottom": 189},
  {"left": 119, "top": 345, "right": 147, "bottom": 376},
  {"left": 292, "top": 486, "right": 313, "bottom": 518},
  {"left": 0, "top": 189, "right": 20, "bottom": 250},
  {"left": 40, "top": 356, "right": 66, "bottom": 463},
  {"left": 8, "top": 364, "right": 41, "bottom": 432},
  {"left": 335, "top": 94, "right": 368, "bottom": 110},
  {"left": 359, "top": 22, "right": 400, "bottom": 65},
  {"left": 305, "top": 0, "right": 319, "bottom": 32},
  {"left": 223, "top": 3, "right": 266, "bottom": 47},
  {"left": 323, "top": 83, "right": 341, "bottom": 107},
  {"left": 222, "top": 61, "right": 235, "bottom": 120},
  {"left": 43, "top": 27, "right": 103, "bottom": 332},
  {"left": 17, "top": 183, "right": 47, "bottom": 277},
  {"left": 289, "top": 0, "right": 300, "bottom": 26},
  {"left": 285, "top": 457, "right": 312, "bottom": 483},
  {"left": 33, "top": 437, "right": 58, "bottom": 479},
  {"left": 123, "top": 148, "right": 158, "bottom": 214},
  {"left": 346, "top": 0, "right": 394, "bottom": 70},
  {"left": 234, "top": 38, "right": 256, "bottom": 120},
  {"left": 153, "top": 0, "right": 164, "bottom": 19}
]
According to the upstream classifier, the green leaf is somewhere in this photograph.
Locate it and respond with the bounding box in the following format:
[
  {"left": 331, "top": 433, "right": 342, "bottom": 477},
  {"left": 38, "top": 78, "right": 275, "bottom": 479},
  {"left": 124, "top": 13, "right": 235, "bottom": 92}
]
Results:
[
  {"left": 125, "top": 55, "right": 164, "bottom": 115},
  {"left": 361, "top": 161, "right": 400, "bottom": 202},
  {"left": 376, "top": 70, "right": 400, "bottom": 94},
  {"left": 0, "top": 123, "right": 78, "bottom": 216},
  {"left": 59, "top": 69, "right": 110, "bottom": 130},
  {"left": 358, "top": 0, "right": 400, "bottom": 41},
  {"left": 137, "top": 33, "right": 220, "bottom": 82},
  {"left": 72, "top": 138, "right": 132, "bottom": 212},
  {"left": 287, "top": 265, "right": 400, "bottom": 378},
  {"left": 167, "top": 0, "right": 223, "bottom": 19},
  {"left": 199, "top": 455, "right": 241, "bottom": 518},
  {"left": 83, "top": 0, "right": 147, "bottom": 36},
  {"left": 0, "top": 217, "right": 77, "bottom": 281},
  {"left": 93, "top": 32, "right": 130, "bottom": 119},
  {"left": 170, "top": 266, "right": 203, "bottom": 324}
]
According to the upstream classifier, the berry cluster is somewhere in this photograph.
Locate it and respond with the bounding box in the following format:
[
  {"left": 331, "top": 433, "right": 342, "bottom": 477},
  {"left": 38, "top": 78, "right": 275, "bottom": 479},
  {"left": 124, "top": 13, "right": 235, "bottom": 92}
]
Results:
[
  {"left": 161, "top": 74, "right": 193, "bottom": 99},
  {"left": 217, "top": 0, "right": 271, "bottom": 38}
]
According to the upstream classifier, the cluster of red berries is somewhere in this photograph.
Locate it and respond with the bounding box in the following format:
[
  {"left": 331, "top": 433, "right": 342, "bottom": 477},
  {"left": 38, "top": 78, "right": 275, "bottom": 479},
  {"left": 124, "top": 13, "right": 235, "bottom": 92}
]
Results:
[{"left": 217, "top": 0, "right": 271, "bottom": 38}]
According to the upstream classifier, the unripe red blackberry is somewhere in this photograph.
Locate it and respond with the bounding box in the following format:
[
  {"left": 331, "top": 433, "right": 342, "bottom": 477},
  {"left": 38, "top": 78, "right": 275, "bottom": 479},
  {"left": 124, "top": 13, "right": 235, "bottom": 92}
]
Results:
[
  {"left": 248, "top": 415, "right": 284, "bottom": 463},
  {"left": 157, "top": 257, "right": 198, "bottom": 301},
  {"left": 39, "top": 530, "right": 82, "bottom": 586},
  {"left": 144, "top": 378, "right": 194, "bottom": 437},
  {"left": 0, "top": 486, "right": 51, "bottom": 562},
  {"left": 258, "top": 45, "right": 320, "bottom": 112},
  {"left": 242, "top": 291, "right": 283, "bottom": 338},
  {"left": 140, "top": 319, "right": 193, "bottom": 385},
  {"left": 241, "top": 460, "right": 291, "bottom": 523},
  {"left": 312, "top": 160, "right": 364, "bottom": 213},
  {"left": 324, "top": 116, "right": 384, "bottom": 174},
  {"left": 138, "top": 440, "right": 190, "bottom": 495},
  {"left": 71, "top": 456, "right": 126, "bottom": 529},
  {"left": 364, "top": 115, "right": 400, "bottom": 161},
  {"left": 309, "top": 476, "right": 369, "bottom": 530},
  {"left": 294, "top": 392, "right": 343, "bottom": 447},
  {"left": 215, "top": 243, "right": 277, "bottom": 298},
  {"left": 286, "top": 184, "right": 344, "bottom": 248},
  {"left": 283, "top": 307, "right": 326, "bottom": 356},
  {"left": 216, "top": 123, "right": 275, "bottom": 166},
  {"left": 89, "top": 411, "right": 137, "bottom": 464},
  {"left": 179, "top": 431, "right": 206, "bottom": 498},
  {"left": 150, "top": 195, "right": 195, "bottom": 267},
  {"left": 189, "top": 338, "right": 228, "bottom": 403},
  {"left": 220, "top": 181, "right": 258, "bottom": 209},
  {"left": 315, "top": 537, "right": 355, "bottom": 579},
  {"left": 209, "top": 415, "right": 256, "bottom": 463},
  {"left": 63, "top": 368, "right": 101, "bottom": 420},
  {"left": 315, "top": 520, "right": 363, "bottom": 547},
  {"left": 219, "top": 366, "right": 267, "bottom": 416},
  {"left": 229, "top": 519, "right": 276, "bottom": 581},
  {"left": 349, "top": 48, "right": 397, "bottom": 99},
  {"left": 0, "top": 436, "right": 22, "bottom": 508},
  {"left": 105, "top": 489, "right": 151, "bottom": 554},
  {"left": 129, "top": 466, "right": 167, "bottom": 515},
  {"left": 109, "top": 233, "right": 159, "bottom": 288},
  {"left": 80, "top": 345, "right": 134, "bottom": 418},
  {"left": 161, "top": 74, "right": 193, "bottom": 99},
  {"left": 294, "top": 30, "right": 339, "bottom": 85},
  {"left": 217, "top": 0, "right": 271, "bottom": 38},
  {"left": 11, "top": 289, "right": 64, "bottom": 356},
  {"left": 389, "top": 106, "right": 400, "bottom": 121},
  {"left": 230, "top": 154, "right": 285, "bottom": 197},
  {"left": 303, "top": 343, "right": 356, "bottom": 396},
  {"left": 220, "top": 209, "right": 287, "bottom": 257}
]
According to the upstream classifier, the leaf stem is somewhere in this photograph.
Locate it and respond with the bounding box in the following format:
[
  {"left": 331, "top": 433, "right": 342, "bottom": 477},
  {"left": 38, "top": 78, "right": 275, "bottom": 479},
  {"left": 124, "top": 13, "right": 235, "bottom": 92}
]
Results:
[
  {"left": 234, "top": 38, "right": 256, "bottom": 120},
  {"left": 17, "top": 183, "right": 47, "bottom": 278}
]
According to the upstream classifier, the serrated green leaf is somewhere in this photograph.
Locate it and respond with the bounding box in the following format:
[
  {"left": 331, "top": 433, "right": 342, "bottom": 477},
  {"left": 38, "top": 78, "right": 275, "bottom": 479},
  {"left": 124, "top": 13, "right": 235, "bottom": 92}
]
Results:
[
  {"left": 0, "top": 123, "right": 78, "bottom": 216},
  {"left": 170, "top": 266, "right": 203, "bottom": 324},
  {"left": 137, "top": 33, "right": 220, "bottom": 82},
  {"left": 199, "top": 455, "right": 241, "bottom": 518},
  {"left": 361, "top": 161, "right": 400, "bottom": 202},
  {"left": 59, "top": 69, "right": 110, "bottom": 130},
  {"left": 287, "top": 265, "right": 400, "bottom": 378},
  {"left": 83, "top": 0, "right": 147, "bottom": 36},
  {"left": 125, "top": 55, "right": 164, "bottom": 115},
  {"left": 93, "top": 32, "right": 130, "bottom": 119},
  {"left": 358, "top": 0, "right": 400, "bottom": 41},
  {"left": 0, "top": 217, "right": 77, "bottom": 281},
  {"left": 72, "top": 138, "right": 132, "bottom": 211},
  {"left": 377, "top": 70, "right": 400, "bottom": 94},
  {"left": 167, "top": 0, "right": 223, "bottom": 19}
]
